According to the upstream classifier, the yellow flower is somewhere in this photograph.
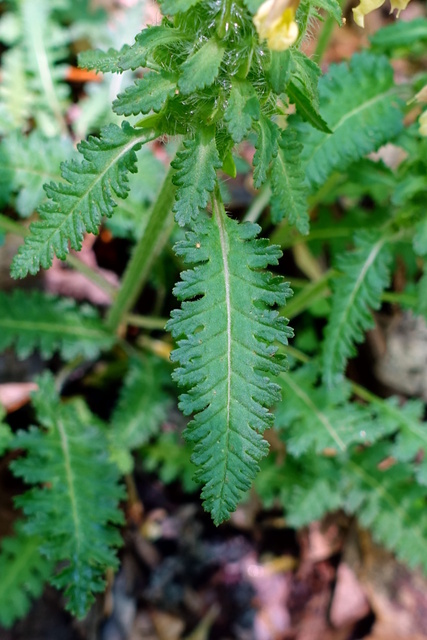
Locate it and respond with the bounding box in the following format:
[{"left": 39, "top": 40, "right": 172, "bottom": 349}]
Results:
[
  {"left": 353, "top": 0, "right": 411, "bottom": 28},
  {"left": 419, "top": 111, "right": 427, "bottom": 137},
  {"left": 253, "top": 0, "right": 299, "bottom": 51}
]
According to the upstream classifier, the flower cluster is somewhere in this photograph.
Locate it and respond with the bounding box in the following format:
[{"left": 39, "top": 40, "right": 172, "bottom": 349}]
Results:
[{"left": 353, "top": 0, "right": 411, "bottom": 28}]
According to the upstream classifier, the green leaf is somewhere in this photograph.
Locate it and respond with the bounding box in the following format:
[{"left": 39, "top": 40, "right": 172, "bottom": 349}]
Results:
[
  {"left": 160, "top": 0, "right": 202, "bottom": 15},
  {"left": 0, "top": 289, "right": 114, "bottom": 360},
  {"left": 270, "top": 128, "right": 309, "bottom": 234},
  {"left": 345, "top": 444, "right": 427, "bottom": 573},
  {"left": 11, "top": 123, "right": 153, "bottom": 278},
  {"left": 253, "top": 116, "right": 279, "bottom": 188},
  {"left": 322, "top": 230, "right": 392, "bottom": 387},
  {"left": 268, "top": 50, "right": 292, "bottom": 94},
  {"left": 277, "top": 363, "right": 394, "bottom": 456},
  {"left": 0, "top": 130, "right": 75, "bottom": 217},
  {"left": 309, "top": 0, "right": 342, "bottom": 23},
  {"left": 110, "top": 357, "right": 171, "bottom": 474},
  {"left": 178, "top": 39, "right": 225, "bottom": 95},
  {"left": 113, "top": 72, "right": 177, "bottom": 116},
  {"left": 11, "top": 374, "right": 124, "bottom": 618},
  {"left": 370, "top": 18, "right": 427, "bottom": 52},
  {"left": 0, "top": 524, "right": 53, "bottom": 628},
  {"left": 78, "top": 47, "right": 124, "bottom": 73},
  {"left": 120, "top": 25, "right": 185, "bottom": 71},
  {"left": 0, "top": 405, "right": 12, "bottom": 456},
  {"left": 224, "top": 80, "right": 260, "bottom": 143},
  {"left": 242, "top": 0, "right": 264, "bottom": 14},
  {"left": 287, "top": 81, "right": 332, "bottom": 133},
  {"left": 295, "top": 52, "right": 404, "bottom": 190},
  {"left": 167, "top": 201, "right": 293, "bottom": 524},
  {"left": 172, "top": 130, "right": 222, "bottom": 226}
]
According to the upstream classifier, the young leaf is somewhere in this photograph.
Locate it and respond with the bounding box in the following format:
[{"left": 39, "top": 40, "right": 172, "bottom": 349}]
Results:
[
  {"left": 253, "top": 116, "right": 279, "bottom": 188},
  {"left": 11, "top": 123, "right": 154, "bottom": 278},
  {"left": 168, "top": 198, "right": 293, "bottom": 524},
  {"left": 0, "top": 524, "right": 53, "bottom": 628},
  {"left": 110, "top": 357, "right": 171, "bottom": 474},
  {"left": 172, "top": 130, "right": 222, "bottom": 226},
  {"left": 287, "top": 81, "right": 332, "bottom": 133},
  {"left": 113, "top": 72, "right": 177, "bottom": 116},
  {"left": 270, "top": 128, "right": 309, "bottom": 234},
  {"left": 224, "top": 80, "right": 260, "bottom": 143},
  {"left": 78, "top": 47, "right": 123, "bottom": 74},
  {"left": 11, "top": 374, "right": 124, "bottom": 618},
  {"left": 178, "top": 39, "right": 225, "bottom": 95},
  {"left": 0, "top": 290, "right": 114, "bottom": 360},
  {"left": 295, "top": 52, "right": 403, "bottom": 190},
  {"left": 322, "top": 230, "right": 392, "bottom": 387},
  {"left": 79, "top": 26, "right": 185, "bottom": 74}
]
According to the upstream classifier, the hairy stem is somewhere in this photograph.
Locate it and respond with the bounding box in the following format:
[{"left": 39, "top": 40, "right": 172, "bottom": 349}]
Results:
[{"left": 106, "top": 162, "right": 177, "bottom": 333}]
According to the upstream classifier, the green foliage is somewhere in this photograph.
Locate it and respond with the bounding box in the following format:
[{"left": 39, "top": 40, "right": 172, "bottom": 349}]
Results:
[
  {"left": 295, "top": 52, "right": 403, "bottom": 190},
  {"left": 322, "top": 230, "right": 393, "bottom": 387},
  {"left": 110, "top": 357, "right": 172, "bottom": 474},
  {"left": 172, "top": 130, "right": 222, "bottom": 226},
  {"left": 4, "top": 0, "right": 427, "bottom": 626},
  {"left": 0, "top": 524, "right": 53, "bottom": 628},
  {"left": 270, "top": 129, "right": 309, "bottom": 234},
  {"left": 0, "top": 289, "right": 114, "bottom": 360},
  {"left": 0, "top": 130, "right": 75, "bottom": 217},
  {"left": 168, "top": 199, "right": 293, "bottom": 524},
  {"left": 11, "top": 374, "right": 124, "bottom": 618},
  {"left": 277, "top": 363, "right": 393, "bottom": 456},
  {"left": 11, "top": 123, "right": 153, "bottom": 277}
]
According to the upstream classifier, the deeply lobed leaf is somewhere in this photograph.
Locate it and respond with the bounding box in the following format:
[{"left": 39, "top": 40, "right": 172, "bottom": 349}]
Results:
[
  {"left": 11, "top": 374, "right": 124, "bottom": 618},
  {"left": 0, "top": 524, "right": 52, "bottom": 628},
  {"left": 168, "top": 202, "right": 293, "bottom": 524},
  {"left": 11, "top": 122, "right": 153, "bottom": 278},
  {"left": 0, "top": 289, "right": 114, "bottom": 360},
  {"left": 172, "top": 130, "right": 222, "bottom": 226},
  {"left": 322, "top": 230, "right": 392, "bottom": 387},
  {"left": 295, "top": 52, "right": 403, "bottom": 190}
]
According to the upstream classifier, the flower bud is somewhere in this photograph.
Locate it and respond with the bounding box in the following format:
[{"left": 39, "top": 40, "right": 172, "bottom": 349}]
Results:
[{"left": 254, "top": 0, "right": 300, "bottom": 51}]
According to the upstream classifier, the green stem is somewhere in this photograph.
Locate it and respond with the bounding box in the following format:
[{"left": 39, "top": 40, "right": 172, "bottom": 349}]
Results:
[
  {"left": 314, "top": 0, "right": 347, "bottom": 63},
  {"left": 0, "top": 214, "right": 117, "bottom": 298},
  {"left": 244, "top": 185, "right": 271, "bottom": 224},
  {"left": 106, "top": 163, "right": 177, "bottom": 333},
  {"left": 126, "top": 314, "right": 168, "bottom": 330}
]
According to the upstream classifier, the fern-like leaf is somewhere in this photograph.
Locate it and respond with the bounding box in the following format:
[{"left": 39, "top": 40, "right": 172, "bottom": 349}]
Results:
[
  {"left": 172, "top": 130, "right": 222, "bottom": 226},
  {"left": 295, "top": 52, "right": 403, "bottom": 190},
  {"left": 0, "top": 290, "right": 114, "bottom": 360},
  {"left": 110, "top": 357, "right": 171, "bottom": 473},
  {"left": 277, "top": 363, "right": 394, "bottom": 456},
  {"left": 345, "top": 443, "right": 427, "bottom": 572},
  {"left": 167, "top": 197, "right": 293, "bottom": 524},
  {"left": 0, "top": 524, "right": 53, "bottom": 628},
  {"left": 270, "top": 129, "right": 309, "bottom": 234},
  {"left": 11, "top": 374, "right": 124, "bottom": 618},
  {"left": 322, "top": 230, "right": 392, "bottom": 387},
  {"left": 11, "top": 123, "right": 154, "bottom": 278}
]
